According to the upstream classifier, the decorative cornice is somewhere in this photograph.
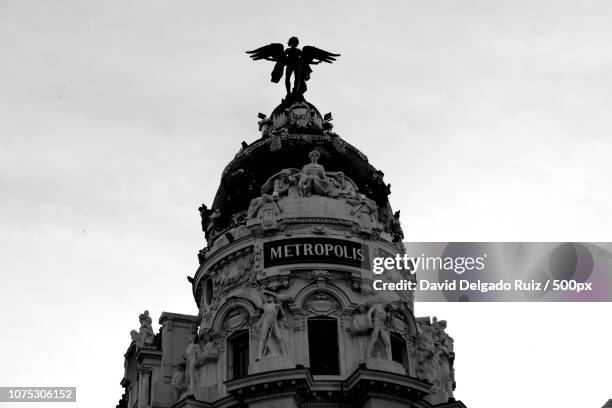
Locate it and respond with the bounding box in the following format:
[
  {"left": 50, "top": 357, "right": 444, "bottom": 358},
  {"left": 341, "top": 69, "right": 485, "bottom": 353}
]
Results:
[
  {"left": 223, "top": 365, "right": 446, "bottom": 407},
  {"left": 158, "top": 312, "right": 198, "bottom": 326}
]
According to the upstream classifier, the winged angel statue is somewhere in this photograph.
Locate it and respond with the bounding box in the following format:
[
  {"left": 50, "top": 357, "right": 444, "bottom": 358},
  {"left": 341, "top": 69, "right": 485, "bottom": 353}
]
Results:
[{"left": 246, "top": 37, "right": 340, "bottom": 98}]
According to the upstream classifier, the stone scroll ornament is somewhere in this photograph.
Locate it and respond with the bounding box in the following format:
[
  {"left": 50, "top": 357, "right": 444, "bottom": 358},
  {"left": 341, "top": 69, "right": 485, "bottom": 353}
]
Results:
[{"left": 246, "top": 37, "right": 340, "bottom": 100}]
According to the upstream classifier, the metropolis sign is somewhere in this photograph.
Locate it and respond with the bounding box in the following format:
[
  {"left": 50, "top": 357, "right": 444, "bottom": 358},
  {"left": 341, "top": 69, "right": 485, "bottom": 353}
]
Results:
[{"left": 263, "top": 238, "right": 370, "bottom": 268}]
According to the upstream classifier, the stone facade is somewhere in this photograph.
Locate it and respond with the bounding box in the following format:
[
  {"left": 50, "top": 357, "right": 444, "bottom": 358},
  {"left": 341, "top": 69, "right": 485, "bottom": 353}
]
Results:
[{"left": 117, "top": 98, "right": 467, "bottom": 408}]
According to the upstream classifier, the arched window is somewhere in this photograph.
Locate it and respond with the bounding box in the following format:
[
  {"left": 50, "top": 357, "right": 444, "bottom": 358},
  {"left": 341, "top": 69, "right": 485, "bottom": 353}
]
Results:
[{"left": 307, "top": 316, "right": 339, "bottom": 375}]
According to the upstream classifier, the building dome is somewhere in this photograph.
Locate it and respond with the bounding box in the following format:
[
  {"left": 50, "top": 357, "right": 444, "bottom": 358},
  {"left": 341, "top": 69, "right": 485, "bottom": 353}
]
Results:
[{"left": 203, "top": 99, "right": 398, "bottom": 251}]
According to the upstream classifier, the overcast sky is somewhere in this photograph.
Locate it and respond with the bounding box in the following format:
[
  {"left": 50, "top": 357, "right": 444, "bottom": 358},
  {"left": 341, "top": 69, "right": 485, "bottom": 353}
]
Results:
[{"left": 1, "top": 1, "right": 611, "bottom": 407}]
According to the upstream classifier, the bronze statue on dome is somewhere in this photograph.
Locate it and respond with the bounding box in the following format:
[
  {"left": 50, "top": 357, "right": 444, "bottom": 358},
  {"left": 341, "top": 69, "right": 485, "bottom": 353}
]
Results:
[{"left": 246, "top": 37, "right": 340, "bottom": 99}]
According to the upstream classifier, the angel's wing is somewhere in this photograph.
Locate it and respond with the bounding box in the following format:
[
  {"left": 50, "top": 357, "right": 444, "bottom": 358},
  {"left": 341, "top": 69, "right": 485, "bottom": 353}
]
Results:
[
  {"left": 302, "top": 46, "right": 341, "bottom": 64},
  {"left": 246, "top": 43, "right": 286, "bottom": 62}
]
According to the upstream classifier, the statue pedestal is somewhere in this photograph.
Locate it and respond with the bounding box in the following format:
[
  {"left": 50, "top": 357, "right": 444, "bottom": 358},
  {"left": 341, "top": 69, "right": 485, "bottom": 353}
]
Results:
[
  {"left": 250, "top": 355, "right": 294, "bottom": 374},
  {"left": 151, "top": 380, "right": 177, "bottom": 407},
  {"left": 364, "top": 358, "right": 406, "bottom": 375}
]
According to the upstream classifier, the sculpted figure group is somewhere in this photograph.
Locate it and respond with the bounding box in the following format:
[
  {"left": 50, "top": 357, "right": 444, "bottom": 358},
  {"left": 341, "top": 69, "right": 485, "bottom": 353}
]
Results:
[
  {"left": 172, "top": 286, "right": 293, "bottom": 400},
  {"left": 350, "top": 302, "right": 393, "bottom": 360},
  {"left": 169, "top": 298, "right": 454, "bottom": 403},
  {"left": 172, "top": 332, "right": 220, "bottom": 398},
  {"left": 241, "top": 151, "right": 399, "bottom": 237},
  {"left": 415, "top": 318, "right": 455, "bottom": 403},
  {"left": 349, "top": 306, "right": 455, "bottom": 403},
  {"left": 130, "top": 310, "right": 156, "bottom": 348},
  {"left": 247, "top": 150, "right": 365, "bottom": 220}
]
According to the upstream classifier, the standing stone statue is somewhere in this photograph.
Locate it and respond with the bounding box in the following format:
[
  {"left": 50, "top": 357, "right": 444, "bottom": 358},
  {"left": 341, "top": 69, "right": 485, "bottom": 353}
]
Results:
[
  {"left": 432, "top": 318, "right": 455, "bottom": 400},
  {"left": 183, "top": 334, "right": 200, "bottom": 392},
  {"left": 415, "top": 325, "right": 441, "bottom": 394},
  {"left": 196, "top": 332, "right": 220, "bottom": 387},
  {"left": 256, "top": 289, "right": 291, "bottom": 360},
  {"left": 366, "top": 303, "right": 392, "bottom": 359}
]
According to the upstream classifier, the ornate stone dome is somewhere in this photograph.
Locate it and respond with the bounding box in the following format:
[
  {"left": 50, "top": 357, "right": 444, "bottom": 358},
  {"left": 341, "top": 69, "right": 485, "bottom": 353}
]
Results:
[{"left": 201, "top": 99, "right": 399, "bottom": 252}]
